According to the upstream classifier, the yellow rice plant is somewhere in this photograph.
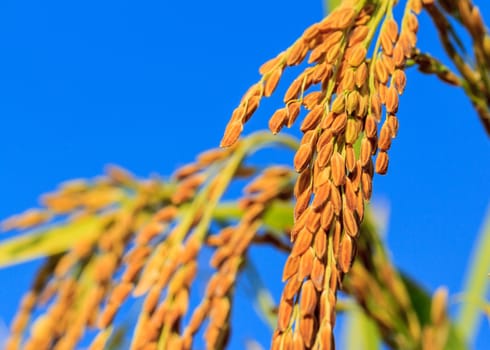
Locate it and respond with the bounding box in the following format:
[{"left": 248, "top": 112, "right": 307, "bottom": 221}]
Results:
[{"left": 0, "top": 0, "right": 489, "bottom": 349}]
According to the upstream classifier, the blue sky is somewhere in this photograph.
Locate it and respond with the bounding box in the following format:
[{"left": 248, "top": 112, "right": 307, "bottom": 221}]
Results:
[{"left": 0, "top": 0, "right": 489, "bottom": 348}]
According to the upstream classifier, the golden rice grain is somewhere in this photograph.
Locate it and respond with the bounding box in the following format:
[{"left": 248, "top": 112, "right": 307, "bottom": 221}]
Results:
[
  {"left": 398, "top": 33, "right": 415, "bottom": 58},
  {"left": 375, "top": 59, "right": 389, "bottom": 84},
  {"left": 299, "top": 315, "right": 317, "bottom": 348},
  {"left": 331, "top": 95, "right": 345, "bottom": 114},
  {"left": 302, "top": 91, "right": 323, "bottom": 110},
  {"left": 242, "top": 202, "right": 265, "bottom": 223},
  {"left": 393, "top": 43, "right": 405, "bottom": 67},
  {"left": 345, "top": 91, "right": 360, "bottom": 116},
  {"left": 385, "top": 86, "right": 399, "bottom": 113},
  {"left": 283, "top": 255, "right": 300, "bottom": 282},
  {"left": 347, "top": 45, "right": 367, "bottom": 67},
  {"left": 348, "top": 25, "right": 369, "bottom": 46},
  {"left": 339, "top": 234, "right": 354, "bottom": 273},
  {"left": 301, "top": 105, "right": 324, "bottom": 131},
  {"left": 287, "top": 39, "right": 307, "bottom": 66},
  {"left": 326, "top": 41, "right": 342, "bottom": 64},
  {"left": 340, "top": 68, "right": 356, "bottom": 92},
  {"left": 187, "top": 302, "right": 210, "bottom": 333},
  {"left": 229, "top": 106, "right": 245, "bottom": 123},
  {"left": 210, "top": 246, "right": 233, "bottom": 269},
  {"left": 204, "top": 325, "right": 221, "bottom": 349},
  {"left": 2, "top": 209, "right": 51, "bottom": 231},
  {"left": 298, "top": 248, "right": 315, "bottom": 280},
  {"left": 303, "top": 24, "right": 320, "bottom": 42},
  {"left": 294, "top": 144, "right": 313, "bottom": 173},
  {"left": 291, "top": 228, "right": 314, "bottom": 257},
  {"left": 331, "top": 112, "right": 347, "bottom": 135},
  {"left": 315, "top": 165, "right": 331, "bottom": 188},
  {"left": 294, "top": 170, "right": 312, "bottom": 200},
  {"left": 4, "top": 335, "right": 22, "bottom": 350},
  {"left": 330, "top": 185, "right": 342, "bottom": 216},
  {"left": 98, "top": 303, "right": 118, "bottom": 329},
  {"left": 305, "top": 209, "right": 321, "bottom": 233},
  {"left": 380, "top": 31, "right": 394, "bottom": 56},
  {"left": 180, "top": 236, "right": 200, "bottom": 265},
  {"left": 173, "top": 163, "right": 202, "bottom": 181},
  {"left": 360, "top": 138, "right": 372, "bottom": 167},
  {"left": 138, "top": 222, "right": 164, "bottom": 244},
  {"left": 277, "top": 298, "right": 293, "bottom": 331},
  {"left": 316, "top": 140, "right": 334, "bottom": 168},
  {"left": 284, "top": 275, "right": 302, "bottom": 300},
  {"left": 108, "top": 282, "right": 132, "bottom": 306},
  {"left": 295, "top": 189, "right": 312, "bottom": 219},
  {"left": 385, "top": 18, "right": 399, "bottom": 42},
  {"left": 312, "top": 63, "right": 332, "bottom": 84},
  {"left": 309, "top": 43, "right": 327, "bottom": 64},
  {"left": 361, "top": 171, "right": 373, "bottom": 200},
  {"left": 220, "top": 120, "right": 243, "bottom": 147},
  {"left": 284, "top": 78, "right": 303, "bottom": 103},
  {"left": 331, "top": 152, "right": 346, "bottom": 187},
  {"left": 312, "top": 182, "right": 331, "bottom": 211},
  {"left": 196, "top": 148, "right": 226, "bottom": 165},
  {"left": 311, "top": 257, "right": 325, "bottom": 291},
  {"left": 357, "top": 93, "right": 369, "bottom": 118},
  {"left": 212, "top": 274, "right": 235, "bottom": 298},
  {"left": 94, "top": 253, "right": 118, "bottom": 283},
  {"left": 331, "top": 7, "right": 357, "bottom": 30},
  {"left": 281, "top": 330, "right": 294, "bottom": 350},
  {"left": 271, "top": 331, "right": 281, "bottom": 350},
  {"left": 381, "top": 54, "right": 395, "bottom": 75},
  {"left": 259, "top": 54, "right": 284, "bottom": 75},
  {"left": 316, "top": 126, "right": 335, "bottom": 152},
  {"left": 313, "top": 229, "right": 327, "bottom": 258},
  {"left": 319, "top": 290, "right": 333, "bottom": 323},
  {"left": 344, "top": 178, "right": 357, "bottom": 211},
  {"left": 343, "top": 206, "right": 359, "bottom": 238},
  {"left": 319, "top": 323, "right": 334, "bottom": 350},
  {"left": 244, "top": 95, "right": 261, "bottom": 121},
  {"left": 287, "top": 102, "right": 302, "bottom": 127},
  {"left": 356, "top": 191, "right": 365, "bottom": 220},
  {"left": 143, "top": 286, "right": 162, "bottom": 313},
  {"left": 387, "top": 114, "right": 399, "bottom": 137},
  {"left": 292, "top": 329, "right": 305, "bottom": 350},
  {"left": 241, "top": 83, "right": 262, "bottom": 103},
  {"left": 320, "top": 201, "right": 335, "bottom": 230},
  {"left": 407, "top": 12, "right": 419, "bottom": 33},
  {"left": 41, "top": 194, "right": 79, "bottom": 214},
  {"left": 378, "top": 123, "right": 392, "bottom": 151},
  {"left": 264, "top": 68, "right": 283, "bottom": 97},
  {"left": 365, "top": 116, "right": 377, "bottom": 140},
  {"left": 355, "top": 62, "right": 368, "bottom": 88},
  {"left": 174, "top": 288, "right": 190, "bottom": 315},
  {"left": 10, "top": 312, "right": 29, "bottom": 334},
  {"left": 345, "top": 118, "right": 360, "bottom": 144},
  {"left": 411, "top": 0, "right": 423, "bottom": 14},
  {"left": 346, "top": 145, "right": 356, "bottom": 173},
  {"left": 20, "top": 292, "right": 37, "bottom": 311},
  {"left": 355, "top": 12, "right": 371, "bottom": 26},
  {"left": 300, "top": 280, "right": 318, "bottom": 316},
  {"left": 370, "top": 94, "right": 382, "bottom": 121},
  {"left": 430, "top": 286, "right": 448, "bottom": 326},
  {"left": 209, "top": 297, "right": 231, "bottom": 327},
  {"left": 349, "top": 161, "right": 362, "bottom": 189},
  {"left": 393, "top": 69, "right": 407, "bottom": 94},
  {"left": 375, "top": 151, "right": 389, "bottom": 175}
]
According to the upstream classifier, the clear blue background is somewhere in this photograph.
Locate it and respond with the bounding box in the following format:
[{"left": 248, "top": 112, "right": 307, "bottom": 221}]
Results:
[{"left": 0, "top": 0, "right": 489, "bottom": 348}]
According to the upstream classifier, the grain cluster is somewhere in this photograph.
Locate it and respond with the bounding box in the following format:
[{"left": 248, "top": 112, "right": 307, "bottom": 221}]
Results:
[
  {"left": 221, "top": 0, "right": 422, "bottom": 348},
  {"left": 2, "top": 133, "right": 298, "bottom": 350}
]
